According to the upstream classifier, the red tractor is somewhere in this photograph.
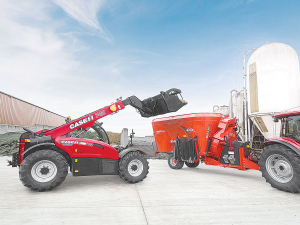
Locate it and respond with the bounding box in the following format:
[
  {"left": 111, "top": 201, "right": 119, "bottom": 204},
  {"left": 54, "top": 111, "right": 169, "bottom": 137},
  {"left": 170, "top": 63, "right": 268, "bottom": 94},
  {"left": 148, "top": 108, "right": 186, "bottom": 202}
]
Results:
[
  {"left": 9, "top": 89, "right": 187, "bottom": 191},
  {"left": 152, "top": 111, "right": 300, "bottom": 193}
]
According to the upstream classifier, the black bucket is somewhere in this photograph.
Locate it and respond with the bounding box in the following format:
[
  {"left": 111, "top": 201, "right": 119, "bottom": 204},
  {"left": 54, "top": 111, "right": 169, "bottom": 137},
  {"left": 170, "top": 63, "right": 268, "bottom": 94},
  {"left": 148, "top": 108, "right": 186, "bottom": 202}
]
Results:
[{"left": 123, "top": 88, "right": 187, "bottom": 117}]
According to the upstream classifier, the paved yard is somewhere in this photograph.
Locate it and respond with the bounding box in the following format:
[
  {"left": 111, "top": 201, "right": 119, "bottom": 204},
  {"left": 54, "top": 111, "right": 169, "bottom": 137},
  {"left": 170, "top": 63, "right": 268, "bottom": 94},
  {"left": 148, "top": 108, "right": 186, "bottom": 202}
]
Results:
[{"left": 1, "top": 156, "right": 300, "bottom": 225}]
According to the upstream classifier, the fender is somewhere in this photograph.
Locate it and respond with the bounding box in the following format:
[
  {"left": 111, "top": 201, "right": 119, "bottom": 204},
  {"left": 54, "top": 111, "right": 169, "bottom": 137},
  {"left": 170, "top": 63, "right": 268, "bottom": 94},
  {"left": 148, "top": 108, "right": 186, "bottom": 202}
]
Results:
[
  {"left": 119, "top": 148, "right": 147, "bottom": 158},
  {"left": 265, "top": 138, "right": 300, "bottom": 156},
  {"left": 22, "top": 143, "right": 71, "bottom": 165},
  {"left": 22, "top": 143, "right": 56, "bottom": 156}
]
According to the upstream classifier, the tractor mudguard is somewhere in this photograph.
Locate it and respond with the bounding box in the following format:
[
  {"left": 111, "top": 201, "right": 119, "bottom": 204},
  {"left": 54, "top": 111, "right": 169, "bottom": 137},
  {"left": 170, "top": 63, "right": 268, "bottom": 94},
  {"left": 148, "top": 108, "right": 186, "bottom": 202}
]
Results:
[
  {"left": 265, "top": 139, "right": 300, "bottom": 156},
  {"left": 21, "top": 143, "right": 71, "bottom": 165},
  {"left": 119, "top": 148, "right": 147, "bottom": 158},
  {"left": 22, "top": 143, "right": 56, "bottom": 157}
]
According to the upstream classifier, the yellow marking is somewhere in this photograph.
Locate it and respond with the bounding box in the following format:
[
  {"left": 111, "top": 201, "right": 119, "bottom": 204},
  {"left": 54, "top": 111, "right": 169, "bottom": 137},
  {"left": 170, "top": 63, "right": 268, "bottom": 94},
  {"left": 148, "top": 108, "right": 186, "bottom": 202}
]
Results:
[
  {"left": 25, "top": 139, "right": 30, "bottom": 142},
  {"left": 75, "top": 159, "right": 77, "bottom": 162},
  {"left": 118, "top": 105, "right": 121, "bottom": 109},
  {"left": 75, "top": 170, "right": 79, "bottom": 172},
  {"left": 183, "top": 135, "right": 187, "bottom": 137},
  {"left": 75, "top": 149, "right": 77, "bottom": 152},
  {"left": 110, "top": 104, "right": 117, "bottom": 112},
  {"left": 229, "top": 164, "right": 231, "bottom": 166}
]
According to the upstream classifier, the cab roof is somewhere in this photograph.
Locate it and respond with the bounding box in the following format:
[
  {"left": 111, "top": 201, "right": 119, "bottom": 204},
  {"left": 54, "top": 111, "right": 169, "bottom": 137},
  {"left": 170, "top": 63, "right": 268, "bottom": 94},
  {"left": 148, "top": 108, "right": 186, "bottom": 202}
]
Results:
[{"left": 274, "top": 110, "right": 300, "bottom": 118}]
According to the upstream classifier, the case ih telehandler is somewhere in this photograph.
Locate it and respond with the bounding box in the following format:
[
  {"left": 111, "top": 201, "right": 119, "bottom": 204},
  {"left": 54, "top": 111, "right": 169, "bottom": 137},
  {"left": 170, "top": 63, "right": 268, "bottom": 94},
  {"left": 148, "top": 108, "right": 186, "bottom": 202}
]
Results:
[
  {"left": 9, "top": 89, "right": 187, "bottom": 191},
  {"left": 152, "top": 111, "right": 300, "bottom": 193}
]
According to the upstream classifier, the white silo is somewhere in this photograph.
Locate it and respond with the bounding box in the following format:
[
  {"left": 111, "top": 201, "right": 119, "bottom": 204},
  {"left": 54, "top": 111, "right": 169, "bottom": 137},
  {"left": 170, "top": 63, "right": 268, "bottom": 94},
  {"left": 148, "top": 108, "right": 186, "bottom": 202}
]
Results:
[{"left": 247, "top": 42, "right": 300, "bottom": 139}]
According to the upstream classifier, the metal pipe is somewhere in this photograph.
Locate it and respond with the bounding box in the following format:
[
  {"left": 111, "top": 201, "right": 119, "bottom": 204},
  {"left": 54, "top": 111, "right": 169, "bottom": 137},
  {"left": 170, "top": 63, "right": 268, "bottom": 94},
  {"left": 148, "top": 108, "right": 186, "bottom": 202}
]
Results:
[
  {"left": 242, "top": 47, "right": 257, "bottom": 142},
  {"left": 243, "top": 56, "right": 248, "bottom": 141},
  {"left": 230, "top": 89, "right": 238, "bottom": 118}
]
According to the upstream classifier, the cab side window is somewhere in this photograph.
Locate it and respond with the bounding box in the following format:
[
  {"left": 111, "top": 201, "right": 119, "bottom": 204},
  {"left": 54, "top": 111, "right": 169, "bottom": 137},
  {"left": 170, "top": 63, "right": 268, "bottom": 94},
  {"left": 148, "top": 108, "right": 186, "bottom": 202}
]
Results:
[
  {"left": 79, "top": 128, "right": 99, "bottom": 141},
  {"left": 64, "top": 125, "right": 109, "bottom": 144}
]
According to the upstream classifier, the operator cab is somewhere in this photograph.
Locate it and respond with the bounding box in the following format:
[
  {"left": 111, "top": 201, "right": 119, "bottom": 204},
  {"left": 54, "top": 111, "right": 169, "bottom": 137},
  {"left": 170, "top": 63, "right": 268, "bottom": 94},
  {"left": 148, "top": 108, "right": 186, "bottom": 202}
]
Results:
[
  {"left": 274, "top": 111, "right": 300, "bottom": 142},
  {"left": 63, "top": 121, "right": 110, "bottom": 144}
]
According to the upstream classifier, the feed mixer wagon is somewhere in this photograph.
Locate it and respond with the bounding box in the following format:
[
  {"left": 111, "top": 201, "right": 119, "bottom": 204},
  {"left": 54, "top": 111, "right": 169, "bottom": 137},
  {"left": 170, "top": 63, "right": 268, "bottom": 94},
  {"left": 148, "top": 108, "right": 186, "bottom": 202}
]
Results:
[{"left": 152, "top": 112, "right": 300, "bottom": 193}]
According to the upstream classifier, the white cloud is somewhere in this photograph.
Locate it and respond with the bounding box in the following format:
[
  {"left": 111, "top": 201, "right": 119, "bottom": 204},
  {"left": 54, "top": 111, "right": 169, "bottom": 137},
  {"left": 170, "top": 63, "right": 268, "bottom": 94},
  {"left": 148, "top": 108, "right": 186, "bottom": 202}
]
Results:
[
  {"left": 0, "top": 0, "right": 198, "bottom": 136},
  {"left": 247, "top": 0, "right": 257, "bottom": 3},
  {"left": 52, "top": 0, "right": 112, "bottom": 42},
  {"left": 0, "top": 1, "right": 78, "bottom": 91},
  {"left": 0, "top": 0, "right": 147, "bottom": 135}
]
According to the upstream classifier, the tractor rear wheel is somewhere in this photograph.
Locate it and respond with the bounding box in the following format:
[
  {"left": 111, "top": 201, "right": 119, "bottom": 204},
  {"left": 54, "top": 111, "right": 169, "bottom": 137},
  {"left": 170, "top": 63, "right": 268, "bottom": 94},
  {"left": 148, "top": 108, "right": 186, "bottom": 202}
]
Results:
[
  {"left": 119, "top": 151, "right": 149, "bottom": 183},
  {"left": 259, "top": 144, "right": 300, "bottom": 193},
  {"left": 185, "top": 161, "right": 200, "bottom": 168},
  {"left": 168, "top": 154, "right": 184, "bottom": 169},
  {"left": 19, "top": 150, "right": 68, "bottom": 192}
]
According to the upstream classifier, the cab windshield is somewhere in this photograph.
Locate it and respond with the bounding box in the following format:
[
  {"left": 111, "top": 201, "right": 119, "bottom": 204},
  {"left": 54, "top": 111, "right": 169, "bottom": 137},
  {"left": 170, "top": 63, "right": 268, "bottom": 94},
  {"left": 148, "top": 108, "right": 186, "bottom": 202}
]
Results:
[{"left": 285, "top": 115, "right": 300, "bottom": 142}]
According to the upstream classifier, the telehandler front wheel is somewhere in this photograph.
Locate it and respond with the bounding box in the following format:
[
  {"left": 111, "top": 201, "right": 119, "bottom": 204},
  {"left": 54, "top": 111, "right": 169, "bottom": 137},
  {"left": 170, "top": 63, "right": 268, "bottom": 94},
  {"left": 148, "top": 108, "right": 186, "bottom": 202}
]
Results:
[
  {"left": 168, "top": 154, "right": 184, "bottom": 169},
  {"left": 185, "top": 161, "right": 200, "bottom": 168},
  {"left": 19, "top": 150, "right": 68, "bottom": 192},
  {"left": 259, "top": 144, "right": 300, "bottom": 193},
  {"left": 119, "top": 151, "right": 149, "bottom": 183}
]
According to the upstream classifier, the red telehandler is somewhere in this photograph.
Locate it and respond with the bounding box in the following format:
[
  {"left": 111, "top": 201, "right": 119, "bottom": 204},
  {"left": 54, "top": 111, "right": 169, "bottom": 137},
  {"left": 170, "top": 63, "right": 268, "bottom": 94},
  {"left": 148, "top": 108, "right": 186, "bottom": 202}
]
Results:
[
  {"left": 9, "top": 89, "right": 187, "bottom": 191},
  {"left": 152, "top": 111, "right": 300, "bottom": 193}
]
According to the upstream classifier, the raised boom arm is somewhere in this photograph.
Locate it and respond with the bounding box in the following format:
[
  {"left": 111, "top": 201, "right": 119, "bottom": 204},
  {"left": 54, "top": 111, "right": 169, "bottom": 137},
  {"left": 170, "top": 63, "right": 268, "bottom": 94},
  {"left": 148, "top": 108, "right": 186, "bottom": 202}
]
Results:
[{"left": 43, "top": 88, "right": 187, "bottom": 139}]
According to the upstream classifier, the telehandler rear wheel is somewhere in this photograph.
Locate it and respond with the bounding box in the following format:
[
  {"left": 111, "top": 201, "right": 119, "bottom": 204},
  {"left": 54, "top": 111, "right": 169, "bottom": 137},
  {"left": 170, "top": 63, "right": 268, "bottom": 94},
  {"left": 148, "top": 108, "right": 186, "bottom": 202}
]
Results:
[
  {"left": 119, "top": 151, "right": 149, "bottom": 183},
  {"left": 185, "top": 161, "right": 200, "bottom": 168},
  {"left": 259, "top": 144, "right": 300, "bottom": 193},
  {"left": 168, "top": 154, "right": 184, "bottom": 169},
  {"left": 19, "top": 150, "right": 68, "bottom": 192}
]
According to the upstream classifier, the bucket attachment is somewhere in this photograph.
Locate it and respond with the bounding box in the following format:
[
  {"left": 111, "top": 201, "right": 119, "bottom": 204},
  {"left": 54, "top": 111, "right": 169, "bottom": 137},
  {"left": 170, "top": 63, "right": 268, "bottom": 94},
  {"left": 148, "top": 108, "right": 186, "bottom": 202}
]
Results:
[{"left": 122, "top": 88, "right": 187, "bottom": 117}]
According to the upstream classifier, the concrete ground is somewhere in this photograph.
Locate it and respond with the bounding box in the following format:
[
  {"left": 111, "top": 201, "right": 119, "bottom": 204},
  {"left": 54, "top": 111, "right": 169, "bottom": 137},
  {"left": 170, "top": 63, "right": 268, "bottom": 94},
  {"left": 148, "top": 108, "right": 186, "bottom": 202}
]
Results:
[{"left": 1, "top": 156, "right": 300, "bottom": 225}]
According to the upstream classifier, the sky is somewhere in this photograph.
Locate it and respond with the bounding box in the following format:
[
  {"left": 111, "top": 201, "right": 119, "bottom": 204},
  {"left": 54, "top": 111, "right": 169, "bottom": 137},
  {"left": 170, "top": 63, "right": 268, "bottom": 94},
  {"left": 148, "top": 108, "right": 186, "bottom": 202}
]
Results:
[{"left": 1, "top": 0, "right": 300, "bottom": 136}]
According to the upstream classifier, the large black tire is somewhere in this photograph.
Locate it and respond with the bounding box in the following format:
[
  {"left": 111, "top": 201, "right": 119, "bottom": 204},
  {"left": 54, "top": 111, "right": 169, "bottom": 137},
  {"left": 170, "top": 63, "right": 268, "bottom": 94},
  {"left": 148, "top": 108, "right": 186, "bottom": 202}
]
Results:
[
  {"left": 259, "top": 144, "right": 300, "bottom": 193},
  {"left": 185, "top": 161, "right": 200, "bottom": 168},
  {"left": 119, "top": 151, "right": 149, "bottom": 183},
  {"left": 168, "top": 154, "right": 184, "bottom": 169},
  {"left": 19, "top": 150, "right": 68, "bottom": 192}
]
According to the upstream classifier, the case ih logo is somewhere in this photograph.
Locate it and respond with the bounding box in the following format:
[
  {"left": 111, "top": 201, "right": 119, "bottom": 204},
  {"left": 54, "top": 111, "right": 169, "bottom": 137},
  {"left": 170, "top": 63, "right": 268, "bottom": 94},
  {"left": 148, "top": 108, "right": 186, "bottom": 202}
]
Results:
[
  {"left": 156, "top": 130, "right": 165, "bottom": 134},
  {"left": 60, "top": 140, "right": 79, "bottom": 146},
  {"left": 69, "top": 115, "right": 94, "bottom": 129}
]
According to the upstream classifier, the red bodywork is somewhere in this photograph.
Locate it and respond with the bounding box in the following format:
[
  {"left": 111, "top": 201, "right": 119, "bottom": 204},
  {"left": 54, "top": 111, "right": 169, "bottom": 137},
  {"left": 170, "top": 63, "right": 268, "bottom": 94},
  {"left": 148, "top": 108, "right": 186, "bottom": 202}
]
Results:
[
  {"left": 55, "top": 137, "right": 119, "bottom": 160},
  {"left": 268, "top": 111, "right": 300, "bottom": 152},
  {"left": 152, "top": 113, "right": 259, "bottom": 170},
  {"left": 18, "top": 101, "right": 125, "bottom": 165}
]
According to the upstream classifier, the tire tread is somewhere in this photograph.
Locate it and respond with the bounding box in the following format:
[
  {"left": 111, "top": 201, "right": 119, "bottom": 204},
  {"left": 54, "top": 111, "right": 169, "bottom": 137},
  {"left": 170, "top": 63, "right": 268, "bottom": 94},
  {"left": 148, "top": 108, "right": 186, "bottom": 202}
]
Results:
[
  {"left": 259, "top": 144, "right": 300, "bottom": 193},
  {"left": 19, "top": 150, "right": 68, "bottom": 192},
  {"left": 118, "top": 151, "right": 149, "bottom": 184}
]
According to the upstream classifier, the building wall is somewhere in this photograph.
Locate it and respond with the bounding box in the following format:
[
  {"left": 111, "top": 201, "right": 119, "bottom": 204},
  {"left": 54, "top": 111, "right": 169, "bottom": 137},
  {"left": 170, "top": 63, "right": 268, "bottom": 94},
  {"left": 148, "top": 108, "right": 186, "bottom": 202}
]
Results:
[{"left": 0, "top": 91, "right": 65, "bottom": 133}]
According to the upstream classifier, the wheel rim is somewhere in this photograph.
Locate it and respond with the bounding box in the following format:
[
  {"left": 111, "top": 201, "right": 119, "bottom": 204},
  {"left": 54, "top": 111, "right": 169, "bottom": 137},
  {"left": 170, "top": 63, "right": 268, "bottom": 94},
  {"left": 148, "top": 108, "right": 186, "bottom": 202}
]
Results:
[
  {"left": 266, "top": 154, "right": 293, "bottom": 183},
  {"left": 31, "top": 160, "right": 57, "bottom": 183},
  {"left": 169, "top": 156, "right": 177, "bottom": 167},
  {"left": 128, "top": 159, "right": 144, "bottom": 177}
]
